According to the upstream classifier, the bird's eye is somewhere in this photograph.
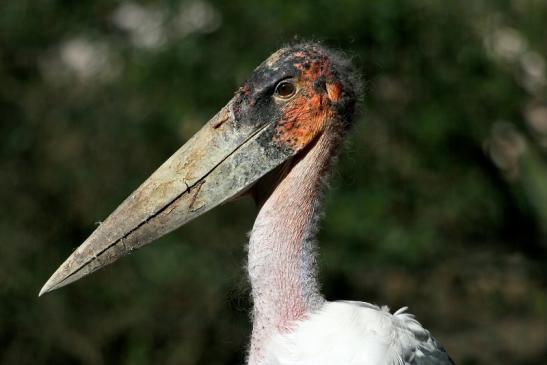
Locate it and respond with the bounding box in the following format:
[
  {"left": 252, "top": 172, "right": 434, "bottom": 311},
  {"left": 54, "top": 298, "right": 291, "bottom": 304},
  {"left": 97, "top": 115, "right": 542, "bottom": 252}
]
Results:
[{"left": 274, "top": 80, "right": 297, "bottom": 99}]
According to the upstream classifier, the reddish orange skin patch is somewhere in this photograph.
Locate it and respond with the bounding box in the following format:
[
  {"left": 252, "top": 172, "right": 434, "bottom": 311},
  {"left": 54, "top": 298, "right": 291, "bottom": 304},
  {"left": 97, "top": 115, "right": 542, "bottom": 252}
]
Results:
[
  {"left": 274, "top": 60, "right": 338, "bottom": 150},
  {"left": 275, "top": 93, "right": 328, "bottom": 150}
]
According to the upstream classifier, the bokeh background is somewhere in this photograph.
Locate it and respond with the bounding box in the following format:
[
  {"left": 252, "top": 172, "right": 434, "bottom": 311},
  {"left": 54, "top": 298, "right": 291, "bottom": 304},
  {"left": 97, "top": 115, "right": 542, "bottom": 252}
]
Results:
[{"left": 2, "top": 0, "right": 547, "bottom": 364}]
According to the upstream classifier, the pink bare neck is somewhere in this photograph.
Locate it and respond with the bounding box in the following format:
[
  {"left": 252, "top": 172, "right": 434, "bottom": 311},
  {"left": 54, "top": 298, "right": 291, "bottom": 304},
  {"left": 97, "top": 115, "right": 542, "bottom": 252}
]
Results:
[{"left": 247, "top": 129, "right": 340, "bottom": 364}]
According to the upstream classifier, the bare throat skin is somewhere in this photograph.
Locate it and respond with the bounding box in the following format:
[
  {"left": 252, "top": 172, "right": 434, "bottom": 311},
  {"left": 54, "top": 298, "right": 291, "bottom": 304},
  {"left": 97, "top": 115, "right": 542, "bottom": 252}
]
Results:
[{"left": 247, "top": 130, "right": 340, "bottom": 364}]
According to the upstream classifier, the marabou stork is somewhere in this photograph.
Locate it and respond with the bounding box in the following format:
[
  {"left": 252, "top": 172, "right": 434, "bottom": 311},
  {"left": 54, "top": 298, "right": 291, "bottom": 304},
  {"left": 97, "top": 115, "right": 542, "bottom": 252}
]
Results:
[{"left": 40, "top": 43, "right": 454, "bottom": 365}]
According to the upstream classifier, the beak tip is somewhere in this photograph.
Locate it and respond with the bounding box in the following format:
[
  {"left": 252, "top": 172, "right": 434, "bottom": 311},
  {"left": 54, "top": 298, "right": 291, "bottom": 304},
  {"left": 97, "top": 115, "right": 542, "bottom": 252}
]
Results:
[
  {"left": 38, "top": 276, "right": 57, "bottom": 297},
  {"left": 39, "top": 265, "right": 68, "bottom": 297},
  {"left": 38, "top": 284, "right": 50, "bottom": 297}
]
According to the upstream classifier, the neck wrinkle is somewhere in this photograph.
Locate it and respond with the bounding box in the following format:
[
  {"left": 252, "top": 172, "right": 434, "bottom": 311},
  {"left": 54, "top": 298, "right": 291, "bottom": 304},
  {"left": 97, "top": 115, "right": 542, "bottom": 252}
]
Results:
[{"left": 247, "top": 130, "right": 339, "bottom": 365}]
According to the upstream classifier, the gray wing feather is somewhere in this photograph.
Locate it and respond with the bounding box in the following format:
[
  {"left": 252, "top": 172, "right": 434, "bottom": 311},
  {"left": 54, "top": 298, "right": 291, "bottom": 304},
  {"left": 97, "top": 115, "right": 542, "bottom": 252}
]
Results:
[{"left": 391, "top": 307, "right": 454, "bottom": 365}]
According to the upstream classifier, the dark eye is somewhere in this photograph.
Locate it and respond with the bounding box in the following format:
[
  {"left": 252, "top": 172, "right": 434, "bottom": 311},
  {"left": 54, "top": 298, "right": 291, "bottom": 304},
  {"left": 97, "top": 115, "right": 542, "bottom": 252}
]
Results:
[{"left": 274, "top": 80, "right": 297, "bottom": 99}]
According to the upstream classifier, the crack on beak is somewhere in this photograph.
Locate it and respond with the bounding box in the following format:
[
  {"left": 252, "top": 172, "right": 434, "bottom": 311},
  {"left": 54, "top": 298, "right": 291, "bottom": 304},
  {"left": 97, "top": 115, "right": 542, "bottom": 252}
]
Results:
[{"left": 188, "top": 180, "right": 206, "bottom": 211}]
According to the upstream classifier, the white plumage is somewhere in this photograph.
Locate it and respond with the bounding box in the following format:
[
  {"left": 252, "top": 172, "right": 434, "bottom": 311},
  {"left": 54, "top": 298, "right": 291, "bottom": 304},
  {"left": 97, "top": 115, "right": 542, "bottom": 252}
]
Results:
[{"left": 264, "top": 301, "right": 453, "bottom": 365}]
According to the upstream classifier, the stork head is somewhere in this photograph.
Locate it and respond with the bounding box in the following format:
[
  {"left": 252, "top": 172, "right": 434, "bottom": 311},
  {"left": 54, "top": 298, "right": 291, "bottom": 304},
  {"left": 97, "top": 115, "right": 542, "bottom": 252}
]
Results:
[
  {"left": 39, "top": 43, "right": 360, "bottom": 296},
  {"left": 233, "top": 43, "right": 359, "bottom": 150}
]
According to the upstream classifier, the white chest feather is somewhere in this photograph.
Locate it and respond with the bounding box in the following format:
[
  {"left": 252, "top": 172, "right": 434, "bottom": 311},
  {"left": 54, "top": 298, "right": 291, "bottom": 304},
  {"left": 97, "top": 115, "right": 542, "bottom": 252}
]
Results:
[{"left": 262, "top": 301, "right": 453, "bottom": 365}]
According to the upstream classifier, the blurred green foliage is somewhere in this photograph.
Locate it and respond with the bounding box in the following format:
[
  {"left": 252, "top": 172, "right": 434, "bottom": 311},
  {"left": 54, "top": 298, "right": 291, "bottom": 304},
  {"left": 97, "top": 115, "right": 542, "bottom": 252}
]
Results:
[{"left": 1, "top": 0, "right": 547, "bottom": 364}]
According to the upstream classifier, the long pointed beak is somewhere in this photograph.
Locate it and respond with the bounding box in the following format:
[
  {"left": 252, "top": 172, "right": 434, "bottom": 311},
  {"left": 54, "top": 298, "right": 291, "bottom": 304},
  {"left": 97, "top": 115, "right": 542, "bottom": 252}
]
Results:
[{"left": 39, "top": 100, "right": 292, "bottom": 296}]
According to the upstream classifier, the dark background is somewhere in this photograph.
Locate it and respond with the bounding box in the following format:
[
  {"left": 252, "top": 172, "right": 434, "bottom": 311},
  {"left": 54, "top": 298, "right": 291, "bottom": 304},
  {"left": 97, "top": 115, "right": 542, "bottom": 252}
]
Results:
[{"left": 2, "top": 1, "right": 547, "bottom": 364}]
